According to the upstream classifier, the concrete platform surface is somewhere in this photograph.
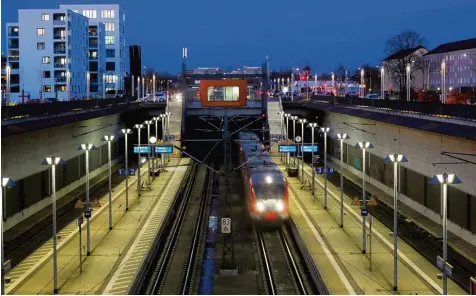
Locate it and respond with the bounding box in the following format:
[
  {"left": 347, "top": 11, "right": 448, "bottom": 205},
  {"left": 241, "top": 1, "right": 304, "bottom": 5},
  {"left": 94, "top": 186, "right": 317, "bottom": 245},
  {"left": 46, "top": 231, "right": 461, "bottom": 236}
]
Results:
[
  {"left": 274, "top": 157, "right": 466, "bottom": 295},
  {"left": 5, "top": 158, "right": 190, "bottom": 295}
]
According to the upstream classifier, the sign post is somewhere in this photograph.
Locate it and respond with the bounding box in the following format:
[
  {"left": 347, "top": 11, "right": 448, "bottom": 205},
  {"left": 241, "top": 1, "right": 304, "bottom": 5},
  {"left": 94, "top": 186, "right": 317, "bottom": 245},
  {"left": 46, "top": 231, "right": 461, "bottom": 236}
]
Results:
[
  {"left": 77, "top": 216, "right": 83, "bottom": 273},
  {"left": 368, "top": 214, "right": 374, "bottom": 271},
  {"left": 221, "top": 218, "right": 231, "bottom": 234}
]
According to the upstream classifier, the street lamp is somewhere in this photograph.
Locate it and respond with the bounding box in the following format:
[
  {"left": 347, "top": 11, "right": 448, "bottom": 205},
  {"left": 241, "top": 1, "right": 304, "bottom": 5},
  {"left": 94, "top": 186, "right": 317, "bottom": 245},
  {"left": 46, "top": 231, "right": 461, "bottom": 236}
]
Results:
[
  {"left": 360, "top": 68, "right": 365, "bottom": 98},
  {"left": 380, "top": 66, "right": 385, "bottom": 100},
  {"left": 137, "top": 76, "right": 141, "bottom": 98},
  {"left": 102, "top": 135, "right": 115, "bottom": 230},
  {"left": 86, "top": 71, "right": 90, "bottom": 100},
  {"left": 142, "top": 76, "right": 145, "bottom": 98},
  {"left": 355, "top": 141, "right": 374, "bottom": 253},
  {"left": 319, "top": 127, "right": 330, "bottom": 209},
  {"left": 78, "top": 144, "right": 97, "bottom": 256},
  {"left": 278, "top": 111, "right": 285, "bottom": 160},
  {"left": 299, "top": 118, "right": 307, "bottom": 183},
  {"left": 153, "top": 73, "right": 156, "bottom": 101},
  {"left": 150, "top": 136, "right": 157, "bottom": 178},
  {"left": 1, "top": 177, "right": 15, "bottom": 295},
  {"left": 134, "top": 124, "right": 144, "bottom": 196},
  {"left": 66, "top": 70, "right": 71, "bottom": 101},
  {"left": 121, "top": 128, "right": 132, "bottom": 210},
  {"left": 41, "top": 157, "right": 64, "bottom": 294},
  {"left": 441, "top": 60, "right": 446, "bottom": 103},
  {"left": 284, "top": 113, "right": 291, "bottom": 165},
  {"left": 336, "top": 133, "right": 350, "bottom": 228},
  {"left": 307, "top": 123, "right": 318, "bottom": 197},
  {"left": 406, "top": 64, "right": 411, "bottom": 101},
  {"left": 144, "top": 120, "right": 153, "bottom": 185},
  {"left": 430, "top": 173, "right": 461, "bottom": 295},
  {"left": 290, "top": 116, "right": 299, "bottom": 167},
  {"left": 5, "top": 65, "right": 11, "bottom": 105},
  {"left": 331, "top": 72, "right": 335, "bottom": 95},
  {"left": 160, "top": 114, "right": 167, "bottom": 166},
  {"left": 384, "top": 153, "right": 408, "bottom": 291}
]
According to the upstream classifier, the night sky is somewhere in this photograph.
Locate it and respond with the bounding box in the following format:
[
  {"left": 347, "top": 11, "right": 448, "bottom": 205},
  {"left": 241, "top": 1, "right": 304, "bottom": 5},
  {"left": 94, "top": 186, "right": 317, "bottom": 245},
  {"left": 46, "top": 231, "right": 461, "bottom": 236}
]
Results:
[{"left": 2, "top": 0, "right": 475, "bottom": 73}]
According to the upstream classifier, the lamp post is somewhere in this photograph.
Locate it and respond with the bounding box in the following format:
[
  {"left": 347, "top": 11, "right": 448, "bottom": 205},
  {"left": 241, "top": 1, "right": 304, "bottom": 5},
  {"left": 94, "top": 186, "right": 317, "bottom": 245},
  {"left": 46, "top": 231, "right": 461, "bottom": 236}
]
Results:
[
  {"left": 153, "top": 73, "right": 156, "bottom": 101},
  {"left": 336, "top": 133, "right": 350, "bottom": 228},
  {"left": 165, "top": 112, "right": 172, "bottom": 162},
  {"left": 331, "top": 72, "right": 335, "bottom": 95},
  {"left": 137, "top": 76, "right": 141, "bottom": 98},
  {"left": 430, "top": 173, "right": 461, "bottom": 295},
  {"left": 102, "top": 74, "right": 106, "bottom": 99},
  {"left": 284, "top": 113, "right": 291, "bottom": 165},
  {"left": 406, "top": 64, "right": 411, "bottom": 101},
  {"left": 131, "top": 75, "right": 135, "bottom": 98},
  {"left": 152, "top": 117, "right": 160, "bottom": 166},
  {"left": 1, "top": 177, "right": 15, "bottom": 295},
  {"left": 134, "top": 124, "right": 144, "bottom": 195},
  {"left": 380, "top": 66, "right": 385, "bottom": 100},
  {"left": 299, "top": 118, "right": 307, "bottom": 183},
  {"left": 360, "top": 68, "right": 365, "bottom": 98},
  {"left": 345, "top": 69, "right": 348, "bottom": 94},
  {"left": 41, "top": 157, "right": 64, "bottom": 294},
  {"left": 291, "top": 116, "right": 298, "bottom": 167},
  {"left": 86, "top": 71, "right": 90, "bottom": 99},
  {"left": 160, "top": 114, "right": 166, "bottom": 166},
  {"left": 144, "top": 120, "right": 153, "bottom": 185},
  {"left": 78, "top": 144, "right": 96, "bottom": 255},
  {"left": 142, "top": 77, "right": 145, "bottom": 98},
  {"left": 6, "top": 65, "right": 11, "bottom": 105},
  {"left": 66, "top": 70, "right": 71, "bottom": 101},
  {"left": 307, "top": 123, "right": 318, "bottom": 197},
  {"left": 278, "top": 111, "right": 285, "bottom": 160},
  {"left": 103, "top": 135, "right": 115, "bottom": 230},
  {"left": 355, "top": 141, "right": 374, "bottom": 253},
  {"left": 121, "top": 129, "right": 132, "bottom": 210},
  {"left": 150, "top": 136, "right": 157, "bottom": 178},
  {"left": 319, "top": 127, "right": 330, "bottom": 209},
  {"left": 291, "top": 74, "right": 294, "bottom": 102},
  {"left": 384, "top": 154, "right": 408, "bottom": 291},
  {"left": 441, "top": 60, "right": 446, "bottom": 103}
]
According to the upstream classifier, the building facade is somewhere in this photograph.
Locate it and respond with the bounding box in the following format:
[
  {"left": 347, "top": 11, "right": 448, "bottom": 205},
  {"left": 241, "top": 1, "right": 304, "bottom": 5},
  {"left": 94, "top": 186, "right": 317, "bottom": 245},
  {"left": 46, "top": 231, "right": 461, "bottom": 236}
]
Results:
[
  {"left": 59, "top": 4, "right": 128, "bottom": 94},
  {"left": 424, "top": 38, "right": 476, "bottom": 91},
  {"left": 4, "top": 23, "right": 21, "bottom": 102},
  {"left": 17, "top": 9, "right": 89, "bottom": 101},
  {"left": 382, "top": 46, "right": 429, "bottom": 93}
]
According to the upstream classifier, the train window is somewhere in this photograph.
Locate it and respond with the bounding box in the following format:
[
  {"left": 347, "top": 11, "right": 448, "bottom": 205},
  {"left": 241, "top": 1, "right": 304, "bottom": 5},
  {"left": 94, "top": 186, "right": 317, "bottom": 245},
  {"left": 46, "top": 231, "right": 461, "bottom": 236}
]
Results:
[
  {"left": 253, "top": 181, "right": 285, "bottom": 198},
  {"left": 207, "top": 86, "right": 240, "bottom": 101}
]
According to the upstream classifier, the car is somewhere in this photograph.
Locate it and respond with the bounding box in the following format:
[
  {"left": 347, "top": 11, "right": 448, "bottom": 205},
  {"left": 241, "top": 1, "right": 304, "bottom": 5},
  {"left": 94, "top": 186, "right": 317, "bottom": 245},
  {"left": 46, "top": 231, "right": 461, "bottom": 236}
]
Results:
[
  {"left": 155, "top": 91, "right": 167, "bottom": 102},
  {"left": 365, "top": 94, "right": 381, "bottom": 99}
]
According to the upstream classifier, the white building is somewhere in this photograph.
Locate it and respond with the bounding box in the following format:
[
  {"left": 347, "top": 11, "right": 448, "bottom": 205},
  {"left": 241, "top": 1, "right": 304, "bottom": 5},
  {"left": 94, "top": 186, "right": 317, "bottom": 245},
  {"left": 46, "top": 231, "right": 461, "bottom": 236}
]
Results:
[
  {"left": 60, "top": 4, "right": 128, "bottom": 94},
  {"left": 16, "top": 9, "right": 89, "bottom": 101},
  {"left": 4, "top": 23, "right": 21, "bottom": 102}
]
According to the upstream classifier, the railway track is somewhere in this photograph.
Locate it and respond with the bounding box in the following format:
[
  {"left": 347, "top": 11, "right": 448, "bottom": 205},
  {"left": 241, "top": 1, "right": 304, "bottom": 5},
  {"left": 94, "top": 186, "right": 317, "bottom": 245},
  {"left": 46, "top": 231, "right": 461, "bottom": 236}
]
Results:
[
  {"left": 145, "top": 164, "right": 211, "bottom": 294},
  {"left": 256, "top": 223, "right": 323, "bottom": 295}
]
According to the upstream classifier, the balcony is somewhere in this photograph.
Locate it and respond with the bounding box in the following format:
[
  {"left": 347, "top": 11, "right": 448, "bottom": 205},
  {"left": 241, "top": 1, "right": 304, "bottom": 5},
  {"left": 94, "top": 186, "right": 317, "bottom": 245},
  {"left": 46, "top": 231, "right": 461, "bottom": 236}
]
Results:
[
  {"left": 8, "top": 27, "right": 19, "bottom": 37},
  {"left": 53, "top": 20, "right": 66, "bottom": 26},
  {"left": 8, "top": 40, "right": 19, "bottom": 49},
  {"left": 54, "top": 63, "right": 66, "bottom": 68},
  {"left": 55, "top": 77, "right": 66, "bottom": 83},
  {"left": 54, "top": 48, "right": 66, "bottom": 54},
  {"left": 53, "top": 28, "right": 66, "bottom": 40}
]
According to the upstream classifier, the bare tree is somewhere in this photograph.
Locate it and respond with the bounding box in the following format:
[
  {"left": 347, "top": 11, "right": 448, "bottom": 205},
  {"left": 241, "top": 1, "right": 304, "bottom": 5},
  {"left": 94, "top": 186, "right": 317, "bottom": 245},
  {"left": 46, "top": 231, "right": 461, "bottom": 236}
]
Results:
[
  {"left": 334, "top": 64, "right": 347, "bottom": 81},
  {"left": 384, "top": 30, "right": 427, "bottom": 100}
]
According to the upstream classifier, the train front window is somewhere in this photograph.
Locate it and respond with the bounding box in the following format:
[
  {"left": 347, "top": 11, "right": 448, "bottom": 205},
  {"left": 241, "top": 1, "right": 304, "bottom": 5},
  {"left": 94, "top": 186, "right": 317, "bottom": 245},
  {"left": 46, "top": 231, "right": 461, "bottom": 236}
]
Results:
[{"left": 253, "top": 181, "right": 285, "bottom": 198}]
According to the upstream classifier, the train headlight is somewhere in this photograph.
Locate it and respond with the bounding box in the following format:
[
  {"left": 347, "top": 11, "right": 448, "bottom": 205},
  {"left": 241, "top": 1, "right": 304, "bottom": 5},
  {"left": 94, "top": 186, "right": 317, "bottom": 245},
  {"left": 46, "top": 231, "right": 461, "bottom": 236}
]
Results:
[
  {"left": 257, "top": 201, "right": 265, "bottom": 212},
  {"left": 276, "top": 201, "right": 284, "bottom": 212}
]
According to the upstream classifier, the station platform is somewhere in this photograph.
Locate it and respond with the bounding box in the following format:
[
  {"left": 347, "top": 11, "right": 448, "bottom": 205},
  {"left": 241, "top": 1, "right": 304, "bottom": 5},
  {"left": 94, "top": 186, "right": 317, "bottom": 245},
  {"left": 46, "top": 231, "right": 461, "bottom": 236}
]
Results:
[
  {"left": 324, "top": 157, "right": 476, "bottom": 266},
  {"left": 4, "top": 158, "right": 190, "bottom": 295},
  {"left": 273, "top": 157, "right": 466, "bottom": 295}
]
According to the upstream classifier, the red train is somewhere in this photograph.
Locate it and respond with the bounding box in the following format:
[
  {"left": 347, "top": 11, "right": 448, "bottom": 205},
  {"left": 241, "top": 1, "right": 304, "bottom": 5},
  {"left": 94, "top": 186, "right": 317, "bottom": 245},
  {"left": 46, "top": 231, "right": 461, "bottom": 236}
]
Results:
[{"left": 238, "top": 132, "right": 289, "bottom": 226}]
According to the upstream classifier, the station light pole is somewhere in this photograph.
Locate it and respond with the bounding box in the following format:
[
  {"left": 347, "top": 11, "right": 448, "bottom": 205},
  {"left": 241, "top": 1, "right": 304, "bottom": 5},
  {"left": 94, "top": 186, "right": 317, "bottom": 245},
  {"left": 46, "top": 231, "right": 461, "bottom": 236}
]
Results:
[
  {"left": 153, "top": 117, "right": 160, "bottom": 166},
  {"left": 307, "top": 123, "right": 318, "bottom": 197},
  {"left": 165, "top": 112, "right": 172, "bottom": 162},
  {"left": 299, "top": 118, "right": 307, "bottom": 183},
  {"left": 86, "top": 71, "right": 90, "bottom": 99},
  {"left": 291, "top": 116, "right": 298, "bottom": 167},
  {"left": 441, "top": 60, "right": 446, "bottom": 103},
  {"left": 41, "top": 157, "right": 64, "bottom": 294},
  {"left": 153, "top": 73, "right": 156, "bottom": 101},
  {"left": 137, "top": 76, "right": 141, "bottom": 98},
  {"left": 430, "top": 173, "right": 461, "bottom": 295},
  {"left": 160, "top": 114, "right": 166, "bottom": 166},
  {"left": 134, "top": 124, "right": 144, "bottom": 195},
  {"left": 142, "top": 77, "right": 145, "bottom": 99},
  {"left": 336, "top": 133, "right": 350, "bottom": 228},
  {"left": 1, "top": 177, "right": 15, "bottom": 295},
  {"left": 284, "top": 113, "right": 291, "bottom": 165},
  {"left": 144, "top": 120, "right": 153, "bottom": 185},
  {"left": 132, "top": 75, "right": 135, "bottom": 98},
  {"left": 5, "top": 65, "right": 11, "bottom": 105},
  {"left": 102, "top": 74, "right": 106, "bottom": 99},
  {"left": 355, "top": 141, "right": 374, "bottom": 253},
  {"left": 319, "top": 127, "right": 330, "bottom": 209},
  {"left": 406, "top": 63, "right": 411, "bottom": 101},
  {"left": 360, "top": 68, "right": 365, "bottom": 98},
  {"left": 385, "top": 154, "right": 408, "bottom": 291},
  {"left": 121, "top": 129, "right": 132, "bottom": 210},
  {"left": 78, "top": 144, "right": 96, "bottom": 256},
  {"left": 103, "top": 135, "right": 115, "bottom": 230},
  {"left": 278, "top": 111, "right": 285, "bottom": 161},
  {"left": 381, "top": 66, "right": 385, "bottom": 100}
]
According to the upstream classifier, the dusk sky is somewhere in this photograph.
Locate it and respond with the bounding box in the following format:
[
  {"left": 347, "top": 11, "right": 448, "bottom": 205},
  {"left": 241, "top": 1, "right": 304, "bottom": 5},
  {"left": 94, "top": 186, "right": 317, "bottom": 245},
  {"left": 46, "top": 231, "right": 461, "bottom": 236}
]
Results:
[{"left": 2, "top": 0, "right": 475, "bottom": 74}]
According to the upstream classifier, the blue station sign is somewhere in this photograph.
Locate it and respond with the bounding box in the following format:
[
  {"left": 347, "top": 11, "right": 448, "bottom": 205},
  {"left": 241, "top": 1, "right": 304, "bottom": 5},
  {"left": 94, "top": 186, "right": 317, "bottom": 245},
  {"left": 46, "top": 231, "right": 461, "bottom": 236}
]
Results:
[
  {"left": 278, "top": 145, "right": 297, "bottom": 153},
  {"left": 301, "top": 145, "right": 319, "bottom": 153},
  {"left": 315, "top": 167, "right": 334, "bottom": 174},
  {"left": 155, "top": 146, "right": 174, "bottom": 154},
  {"left": 117, "top": 169, "right": 135, "bottom": 176},
  {"left": 133, "top": 146, "right": 150, "bottom": 154}
]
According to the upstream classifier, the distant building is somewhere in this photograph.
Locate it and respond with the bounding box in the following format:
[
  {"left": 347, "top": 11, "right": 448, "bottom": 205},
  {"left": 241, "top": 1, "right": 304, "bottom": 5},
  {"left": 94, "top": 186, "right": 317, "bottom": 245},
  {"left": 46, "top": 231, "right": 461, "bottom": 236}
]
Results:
[
  {"left": 382, "top": 46, "right": 428, "bottom": 92},
  {"left": 232, "top": 66, "right": 262, "bottom": 75},
  {"left": 188, "top": 67, "right": 222, "bottom": 75},
  {"left": 60, "top": 4, "right": 128, "bottom": 94},
  {"left": 129, "top": 45, "right": 141, "bottom": 78},
  {"left": 424, "top": 38, "right": 476, "bottom": 91}
]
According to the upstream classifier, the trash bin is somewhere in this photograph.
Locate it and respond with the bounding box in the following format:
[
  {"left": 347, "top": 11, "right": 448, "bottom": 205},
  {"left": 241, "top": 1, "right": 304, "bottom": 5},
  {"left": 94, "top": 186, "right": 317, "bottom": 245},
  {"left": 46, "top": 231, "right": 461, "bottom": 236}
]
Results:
[{"left": 287, "top": 167, "right": 298, "bottom": 177}]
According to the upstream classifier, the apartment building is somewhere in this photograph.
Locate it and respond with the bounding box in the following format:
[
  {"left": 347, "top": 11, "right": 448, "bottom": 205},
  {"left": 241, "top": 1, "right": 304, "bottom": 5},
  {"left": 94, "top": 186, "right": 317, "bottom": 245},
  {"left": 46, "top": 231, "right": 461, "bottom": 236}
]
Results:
[
  {"left": 4, "top": 23, "right": 21, "bottom": 102},
  {"left": 59, "top": 4, "right": 128, "bottom": 94},
  {"left": 87, "top": 21, "right": 106, "bottom": 97},
  {"left": 424, "top": 38, "right": 476, "bottom": 91}
]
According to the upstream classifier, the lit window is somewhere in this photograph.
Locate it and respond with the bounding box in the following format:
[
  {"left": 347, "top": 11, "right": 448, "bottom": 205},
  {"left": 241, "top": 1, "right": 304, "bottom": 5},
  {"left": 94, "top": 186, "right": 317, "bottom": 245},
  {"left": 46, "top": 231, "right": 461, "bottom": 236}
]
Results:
[
  {"left": 105, "top": 74, "right": 117, "bottom": 83},
  {"left": 37, "top": 42, "right": 45, "bottom": 50},
  {"left": 41, "top": 14, "right": 50, "bottom": 21},
  {"left": 44, "top": 85, "right": 51, "bottom": 92},
  {"left": 42, "top": 56, "right": 51, "bottom": 64},
  {"left": 82, "top": 10, "right": 97, "bottom": 18},
  {"left": 37, "top": 28, "right": 45, "bottom": 35},
  {"left": 105, "top": 36, "right": 115, "bottom": 45},
  {"left": 105, "top": 23, "right": 115, "bottom": 32},
  {"left": 101, "top": 9, "right": 115, "bottom": 18},
  {"left": 72, "top": 10, "right": 79, "bottom": 13}
]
